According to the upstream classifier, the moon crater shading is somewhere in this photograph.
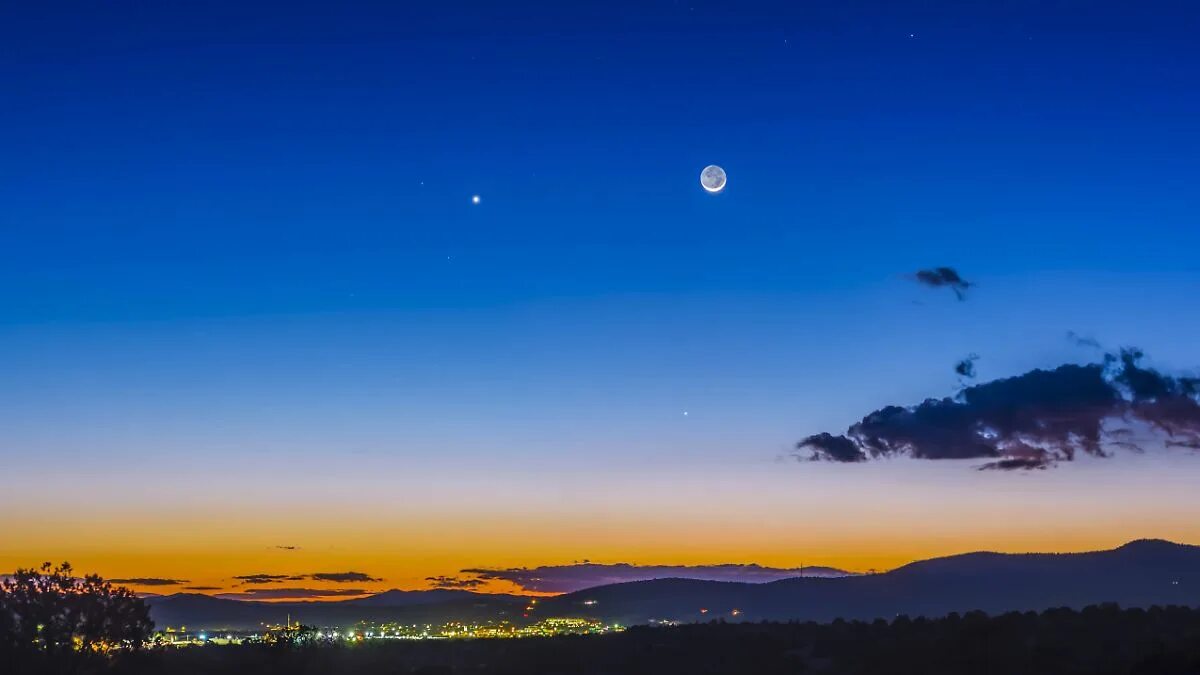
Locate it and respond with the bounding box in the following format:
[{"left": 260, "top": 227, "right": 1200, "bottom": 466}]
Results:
[{"left": 700, "top": 165, "right": 727, "bottom": 193}]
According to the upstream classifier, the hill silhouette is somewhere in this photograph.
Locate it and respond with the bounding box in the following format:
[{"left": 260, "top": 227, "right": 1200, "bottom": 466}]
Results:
[
  {"left": 537, "top": 539, "right": 1200, "bottom": 624},
  {"left": 147, "top": 540, "right": 1200, "bottom": 629},
  {"left": 343, "top": 588, "right": 521, "bottom": 607}
]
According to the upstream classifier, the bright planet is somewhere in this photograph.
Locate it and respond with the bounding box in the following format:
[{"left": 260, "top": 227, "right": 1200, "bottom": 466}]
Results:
[{"left": 700, "top": 164, "right": 727, "bottom": 193}]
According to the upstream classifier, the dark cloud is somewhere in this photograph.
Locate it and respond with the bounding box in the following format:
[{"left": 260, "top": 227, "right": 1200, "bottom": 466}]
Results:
[
  {"left": 979, "top": 458, "right": 1051, "bottom": 471},
  {"left": 796, "top": 349, "right": 1200, "bottom": 470},
  {"left": 216, "top": 588, "right": 369, "bottom": 600},
  {"left": 233, "top": 571, "right": 381, "bottom": 584},
  {"left": 954, "top": 354, "right": 980, "bottom": 380},
  {"left": 108, "top": 577, "right": 188, "bottom": 586},
  {"left": 425, "top": 575, "right": 486, "bottom": 590},
  {"left": 309, "top": 571, "right": 381, "bottom": 583},
  {"left": 796, "top": 432, "right": 866, "bottom": 463},
  {"left": 913, "top": 267, "right": 973, "bottom": 300},
  {"left": 455, "top": 563, "right": 853, "bottom": 594},
  {"left": 232, "top": 574, "right": 304, "bottom": 584},
  {"left": 183, "top": 586, "right": 223, "bottom": 591}
]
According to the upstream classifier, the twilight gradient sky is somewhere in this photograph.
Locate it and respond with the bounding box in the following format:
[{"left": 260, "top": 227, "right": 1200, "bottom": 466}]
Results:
[{"left": 3, "top": 1, "right": 1200, "bottom": 598}]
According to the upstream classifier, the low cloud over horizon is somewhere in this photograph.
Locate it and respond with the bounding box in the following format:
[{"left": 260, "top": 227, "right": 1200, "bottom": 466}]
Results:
[
  {"left": 425, "top": 575, "right": 486, "bottom": 590},
  {"left": 310, "top": 571, "right": 381, "bottom": 583},
  {"left": 232, "top": 571, "right": 382, "bottom": 585},
  {"left": 430, "top": 563, "right": 852, "bottom": 594},
  {"left": 108, "top": 577, "right": 189, "bottom": 586},
  {"left": 798, "top": 349, "right": 1200, "bottom": 470},
  {"left": 216, "top": 588, "right": 370, "bottom": 600},
  {"left": 232, "top": 574, "right": 306, "bottom": 584}
]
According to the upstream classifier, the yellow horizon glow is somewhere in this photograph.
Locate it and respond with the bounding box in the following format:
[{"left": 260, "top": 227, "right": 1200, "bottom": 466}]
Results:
[{"left": 6, "top": 452, "right": 1199, "bottom": 600}]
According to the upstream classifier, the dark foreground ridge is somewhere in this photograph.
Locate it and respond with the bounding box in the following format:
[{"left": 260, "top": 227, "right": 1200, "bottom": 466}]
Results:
[{"left": 24, "top": 604, "right": 1200, "bottom": 675}]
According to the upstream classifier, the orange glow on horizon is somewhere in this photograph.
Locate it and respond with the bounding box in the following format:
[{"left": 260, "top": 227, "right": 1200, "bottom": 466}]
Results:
[{"left": 6, "top": 454, "right": 1200, "bottom": 601}]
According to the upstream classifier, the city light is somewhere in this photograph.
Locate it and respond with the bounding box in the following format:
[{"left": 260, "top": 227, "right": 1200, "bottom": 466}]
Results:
[{"left": 153, "top": 616, "right": 624, "bottom": 648}]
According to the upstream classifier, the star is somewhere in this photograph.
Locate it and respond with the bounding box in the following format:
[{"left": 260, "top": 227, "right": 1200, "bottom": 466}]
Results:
[{"left": 471, "top": 195, "right": 481, "bottom": 204}]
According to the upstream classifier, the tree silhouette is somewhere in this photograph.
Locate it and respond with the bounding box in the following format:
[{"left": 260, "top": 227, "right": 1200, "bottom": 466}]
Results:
[{"left": 0, "top": 561, "right": 153, "bottom": 670}]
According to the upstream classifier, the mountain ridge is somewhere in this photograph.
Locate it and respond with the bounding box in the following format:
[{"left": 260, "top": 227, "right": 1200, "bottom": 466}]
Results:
[
  {"left": 538, "top": 539, "right": 1200, "bottom": 624},
  {"left": 146, "top": 540, "right": 1200, "bottom": 629}
]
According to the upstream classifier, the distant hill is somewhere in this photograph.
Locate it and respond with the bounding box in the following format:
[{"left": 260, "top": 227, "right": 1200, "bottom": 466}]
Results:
[
  {"left": 536, "top": 539, "right": 1200, "bottom": 625},
  {"left": 447, "top": 562, "right": 854, "bottom": 593},
  {"left": 789, "top": 566, "right": 850, "bottom": 578},
  {"left": 149, "top": 593, "right": 264, "bottom": 628},
  {"left": 343, "top": 588, "right": 521, "bottom": 607},
  {"left": 148, "top": 540, "right": 1200, "bottom": 630}
]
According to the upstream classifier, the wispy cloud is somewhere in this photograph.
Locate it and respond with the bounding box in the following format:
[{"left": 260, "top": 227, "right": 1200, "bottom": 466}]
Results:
[
  {"left": 954, "top": 354, "right": 979, "bottom": 380},
  {"left": 108, "top": 577, "right": 189, "bottom": 586},
  {"left": 1067, "top": 331, "right": 1103, "bottom": 350},
  {"left": 912, "top": 267, "right": 973, "bottom": 300}
]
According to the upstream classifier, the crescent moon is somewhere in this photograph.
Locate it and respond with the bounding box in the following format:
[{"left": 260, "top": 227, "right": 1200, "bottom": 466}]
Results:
[{"left": 700, "top": 165, "right": 727, "bottom": 193}]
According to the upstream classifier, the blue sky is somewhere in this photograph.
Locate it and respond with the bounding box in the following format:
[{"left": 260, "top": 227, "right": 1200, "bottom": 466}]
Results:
[{"left": 2, "top": 1, "right": 1200, "bottom": 585}]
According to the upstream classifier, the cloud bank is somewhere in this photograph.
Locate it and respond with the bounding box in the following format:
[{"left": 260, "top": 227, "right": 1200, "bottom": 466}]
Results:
[
  {"left": 216, "top": 588, "right": 369, "bottom": 600},
  {"left": 425, "top": 575, "right": 487, "bottom": 590},
  {"left": 797, "top": 349, "right": 1200, "bottom": 470},
  {"left": 232, "top": 571, "right": 382, "bottom": 585},
  {"left": 309, "top": 571, "right": 381, "bottom": 583},
  {"left": 441, "top": 563, "right": 852, "bottom": 594}
]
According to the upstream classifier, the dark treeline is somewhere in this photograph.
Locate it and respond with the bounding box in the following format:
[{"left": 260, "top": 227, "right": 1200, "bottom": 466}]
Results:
[{"left": 11, "top": 603, "right": 1200, "bottom": 675}]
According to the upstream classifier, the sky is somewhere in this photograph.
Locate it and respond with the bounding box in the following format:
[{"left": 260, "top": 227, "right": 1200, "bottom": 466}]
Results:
[{"left": 2, "top": 1, "right": 1200, "bottom": 599}]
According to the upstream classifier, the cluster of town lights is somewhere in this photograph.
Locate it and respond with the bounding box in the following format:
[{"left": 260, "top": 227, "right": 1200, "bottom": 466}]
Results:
[{"left": 158, "top": 617, "right": 623, "bottom": 646}]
